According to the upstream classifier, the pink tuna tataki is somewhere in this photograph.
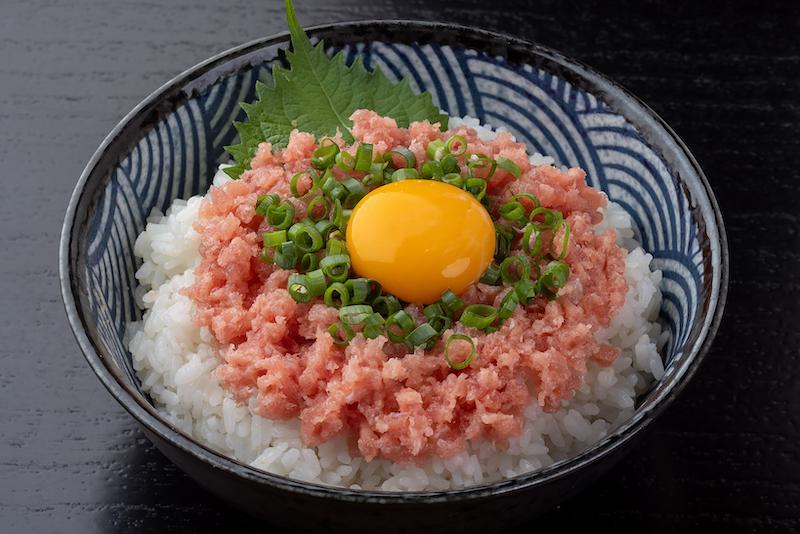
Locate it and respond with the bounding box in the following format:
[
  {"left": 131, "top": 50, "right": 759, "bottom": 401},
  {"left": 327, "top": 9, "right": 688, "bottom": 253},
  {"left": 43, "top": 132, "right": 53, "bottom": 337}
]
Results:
[{"left": 186, "top": 110, "right": 627, "bottom": 463}]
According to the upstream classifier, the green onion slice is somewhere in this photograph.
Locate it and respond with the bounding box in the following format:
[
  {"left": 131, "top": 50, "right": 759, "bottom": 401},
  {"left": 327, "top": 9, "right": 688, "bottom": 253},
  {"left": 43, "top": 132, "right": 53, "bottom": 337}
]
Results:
[
  {"left": 391, "top": 168, "right": 420, "bottom": 181},
  {"left": 274, "top": 241, "right": 298, "bottom": 269},
  {"left": 386, "top": 147, "right": 417, "bottom": 169},
  {"left": 441, "top": 173, "right": 464, "bottom": 188},
  {"left": 522, "top": 223, "right": 544, "bottom": 257},
  {"left": 550, "top": 220, "right": 571, "bottom": 260},
  {"left": 266, "top": 201, "right": 295, "bottom": 230},
  {"left": 288, "top": 223, "right": 324, "bottom": 253},
  {"left": 498, "top": 289, "right": 519, "bottom": 320},
  {"left": 466, "top": 153, "right": 496, "bottom": 179},
  {"left": 262, "top": 230, "right": 287, "bottom": 249},
  {"left": 287, "top": 273, "right": 311, "bottom": 303},
  {"left": 405, "top": 323, "right": 438, "bottom": 348},
  {"left": 363, "top": 162, "right": 387, "bottom": 186},
  {"left": 335, "top": 150, "right": 356, "bottom": 171},
  {"left": 324, "top": 282, "right": 350, "bottom": 308},
  {"left": 326, "top": 238, "right": 347, "bottom": 256},
  {"left": 319, "top": 254, "right": 351, "bottom": 282},
  {"left": 421, "top": 160, "right": 443, "bottom": 179},
  {"left": 426, "top": 139, "right": 446, "bottom": 160},
  {"left": 463, "top": 178, "right": 487, "bottom": 200},
  {"left": 290, "top": 170, "right": 318, "bottom": 198},
  {"left": 339, "top": 304, "right": 373, "bottom": 325},
  {"left": 440, "top": 289, "right": 465, "bottom": 317},
  {"left": 444, "top": 334, "right": 475, "bottom": 370},
  {"left": 440, "top": 154, "right": 460, "bottom": 174},
  {"left": 496, "top": 156, "right": 522, "bottom": 178},
  {"left": 538, "top": 260, "right": 570, "bottom": 297},
  {"left": 311, "top": 138, "right": 340, "bottom": 170},
  {"left": 299, "top": 252, "right": 319, "bottom": 272},
  {"left": 305, "top": 268, "right": 327, "bottom": 297},
  {"left": 385, "top": 310, "right": 415, "bottom": 343},
  {"left": 363, "top": 313, "right": 386, "bottom": 339},
  {"left": 479, "top": 262, "right": 501, "bottom": 285},
  {"left": 306, "top": 194, "right": 332, "bottom": 222},
  {"left": 354, "top": 143, "right": 374, "bottom": 172},
  {"left": 499, "top": 255, "right": 531, "bottom": 285},
  {"left": 255, "top": 194, "right": 279, "bottom": 217},
  {"left": 372, "top": 295, "right": 401, "bottom": 317},
  {"left": 328, "top": 321, "right": 354, "bottom": 346},
  {"left": 460, "top": 304, "right": 498, "bottom": 330},
  {"left": 514, "top": 278, "right": 538, "bottom": 304},
  {"left": 445, "top": 134, "right": 468, "bottom": 156}
]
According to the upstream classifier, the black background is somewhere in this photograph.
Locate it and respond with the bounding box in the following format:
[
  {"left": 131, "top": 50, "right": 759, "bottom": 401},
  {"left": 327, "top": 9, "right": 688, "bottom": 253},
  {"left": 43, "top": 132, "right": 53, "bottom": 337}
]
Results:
[{"left": 1, "top": 0, "right": 798, "bottom": 532}]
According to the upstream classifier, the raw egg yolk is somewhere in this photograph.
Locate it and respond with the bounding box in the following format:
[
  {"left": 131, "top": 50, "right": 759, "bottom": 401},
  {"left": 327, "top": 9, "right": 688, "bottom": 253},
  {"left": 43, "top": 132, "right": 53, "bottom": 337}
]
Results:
[{"left": 346, "top": 179, "right": 496, "bottom": 304}]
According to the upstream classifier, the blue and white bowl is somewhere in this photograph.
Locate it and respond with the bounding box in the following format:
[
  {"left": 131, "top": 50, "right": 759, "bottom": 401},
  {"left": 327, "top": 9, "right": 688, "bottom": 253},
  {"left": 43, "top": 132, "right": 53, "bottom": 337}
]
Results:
[{"left": 60, "top": 21, "right": 728, "bottom": 533}]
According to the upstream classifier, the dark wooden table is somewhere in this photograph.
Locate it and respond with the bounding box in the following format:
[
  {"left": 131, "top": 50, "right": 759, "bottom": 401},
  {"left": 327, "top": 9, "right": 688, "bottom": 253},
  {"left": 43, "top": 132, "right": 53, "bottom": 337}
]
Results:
[{"left": 2, "top": 0, "right": 798, "bottom": 532}]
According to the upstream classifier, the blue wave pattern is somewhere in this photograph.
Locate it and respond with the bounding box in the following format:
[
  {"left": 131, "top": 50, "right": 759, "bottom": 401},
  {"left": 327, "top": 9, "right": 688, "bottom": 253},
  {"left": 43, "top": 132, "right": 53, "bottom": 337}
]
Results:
[{"left": 85, "top": 41, "right": 702, "bottom": 381}]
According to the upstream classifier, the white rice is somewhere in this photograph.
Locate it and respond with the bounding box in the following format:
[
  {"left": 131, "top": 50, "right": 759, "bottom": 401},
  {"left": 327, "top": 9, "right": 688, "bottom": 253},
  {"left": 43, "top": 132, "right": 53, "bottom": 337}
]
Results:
[{"left": 126, "top": 117, "right": 664, "bottom": 491}]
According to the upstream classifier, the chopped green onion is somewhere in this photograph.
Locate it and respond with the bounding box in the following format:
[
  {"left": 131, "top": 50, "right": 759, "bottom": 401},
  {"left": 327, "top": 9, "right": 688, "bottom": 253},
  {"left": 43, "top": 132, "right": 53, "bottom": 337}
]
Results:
[
  {"left": 479, "top": 262, "right": 501, "bottom": 285},
  {"left": 299, "top": 252, "right": 319, "bottom": 272},
  {"left": 466, "top": 153, "right": 496, "bottom": 179},
  {"left": 326, "top": 238, "right": 347, "bottom": 256},
  {"left": 522, "top": 223, "right": 544, "bottom": 257},
  {"left": 423, "top": 303, "right": 445, "bottom": 321},
  {"left": 529, "top": 207, "right": 563, "bottom": 228},
  {"left": 463, "top": 178, "right": 487, "bottom": 200},
  {"left": 343, "top": 278, "right": 367, "bottom": 304},
  {"left": 274, "top": 241, "right": 299, "bottom": 269},
  {"left": 386, "top": 147, "right": 416, "bottom": 168},
  {"left": 494, "top": 223, "right": 515, "bottom": 258},
  {"left": 426, "top": 139, "right": 446, "bottom": 160},
  {"left": 385, "top": 310, "right": 415, "bottom": 343},
  {"left": 440, "top": 289, "right": 465, "bottom": 316},
  {"left": 445, "top": 134, "right": 467, "bottom": 156},
  {"left": 498, "top": 290, "right": 519, "bottom": 320},
  {"left": 497, "top": 156, "right": 522, "bottom": 178},
  {"left": 339, "top": 304, "right": 373, "bottom": 325},
  {"left": 354, "top": 143, "right": 374, "bottom": 172},
  {"left": 319, "top": 254, "right": 350, "bottom": 282},
  {"left": 499, "top": 200, "right": 526, "bottom": 225},
  {"left": 363, "top": 313, "right": 386, "bottom": 339},
  {"left": 290, "top": 170, "right": 318, "bottom": 198},
  {"left": 321, "top": 174, "right": 346, "bottom": 200},
  {"left": 538, "top": 260, "right": 570, "bottom": 298},
  {"left": 372, "top": 295, "right": 401, "bottom": 317},
  {"left": 363, "top": 162, "right": 387, "bottom": 186},
  {"left": 262, "top": 230, "right": 287, "bottom": 248},
  {"left": 405, "top": 322, "right": 438, "bottom": 348},
  {"left": 255, "top": 194, "right": 279, "bottom": 217},
  {"left": 328, "top": 321, "right": 354, "bottom": 346},
  {"left": 444, "top": 334, "right": 475, "bottom": 370},
  {"left": 311, "top": 138, "right": 340, "bottom": 169},
  {"left": 421, "top": 160, "right": 443, "bottom": 179},
  {"left": 287, "top": 273, "right": 311, "bottom": 303},
  {"left": 288, "top": 223, "right": 324, "bottom": 252},
  {"left": 441, "top": 173, "right": 464, "bottom": 188},
  {"left": 391, "top": 168, "right": 420, "bottom": 181},
  {"left": 440, "top": 154, "right": 460, "bottom": 174},
  {"left": 341, "top": 178, "right": 366, "bottom": 209},
  {"left": 334, "top": 150, "right": 356, "bottom": 171},
  {"left": 266, "top": 201, "right": 295, "bottom": 230},
  {"left": 510, "top": 193, "right": 540, "bottom": 211},
  {"left": 306, "top": 194, "right": 332, "bottom": 222},
  {"left": 427, "top": 314, "right": 452, "bottom": 335},
  {"left": 314, "top": 219, "right": 338, "bottom": 240},
  {"left": 460, "top": 304, "right": 498, "bottom": 330},
  {"left": 514, "top": 278, "right": 537, "bottom": 304},
  {"left": 324, "top": 282, "right": 350, "bottom": 308},
  {"left": 499, "top": 255, "right": 531, "bottom": 285},
  {"left": 305, "top": 268, "right": 327, "bottom": 297}
]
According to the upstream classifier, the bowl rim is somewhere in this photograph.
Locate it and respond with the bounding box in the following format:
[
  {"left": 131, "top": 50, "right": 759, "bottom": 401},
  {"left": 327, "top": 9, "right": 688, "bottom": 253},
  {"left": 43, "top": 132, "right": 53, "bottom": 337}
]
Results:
[{"left": 59, "top": 19, "right": 729, "bottom": 503}]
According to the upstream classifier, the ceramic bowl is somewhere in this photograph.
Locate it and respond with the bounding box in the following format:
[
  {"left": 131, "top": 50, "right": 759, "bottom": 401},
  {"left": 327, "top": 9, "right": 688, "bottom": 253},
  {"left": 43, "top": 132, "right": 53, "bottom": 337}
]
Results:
[{"left": 60, "top": 21, "right": 728, "bottom": 533}]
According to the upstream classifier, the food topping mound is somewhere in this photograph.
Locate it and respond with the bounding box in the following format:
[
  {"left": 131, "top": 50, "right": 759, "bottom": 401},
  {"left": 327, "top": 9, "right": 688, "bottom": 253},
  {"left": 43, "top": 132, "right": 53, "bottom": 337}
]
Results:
[{"left": 186, "top": 110, "right": 627, "bottom": 462}]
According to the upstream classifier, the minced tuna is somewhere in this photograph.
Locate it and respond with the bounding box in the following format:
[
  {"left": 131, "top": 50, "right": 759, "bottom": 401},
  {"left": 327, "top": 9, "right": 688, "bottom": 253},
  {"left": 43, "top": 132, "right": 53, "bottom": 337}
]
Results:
[{"left": 186, "top": 110, "right": 627, "bottom": 463}]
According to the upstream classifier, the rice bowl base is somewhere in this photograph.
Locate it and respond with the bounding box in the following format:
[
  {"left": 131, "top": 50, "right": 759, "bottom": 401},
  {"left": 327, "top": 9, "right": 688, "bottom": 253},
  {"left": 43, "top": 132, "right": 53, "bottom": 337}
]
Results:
[{"left": 126, "top": 117, "right": 666, "bottom": 491}]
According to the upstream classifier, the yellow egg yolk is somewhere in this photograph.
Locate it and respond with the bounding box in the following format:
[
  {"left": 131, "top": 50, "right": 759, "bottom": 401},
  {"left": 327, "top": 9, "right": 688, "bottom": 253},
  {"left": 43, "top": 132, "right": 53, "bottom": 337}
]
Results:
[{"left": 346, "top": 180, "right": 496, "bottom": 304}]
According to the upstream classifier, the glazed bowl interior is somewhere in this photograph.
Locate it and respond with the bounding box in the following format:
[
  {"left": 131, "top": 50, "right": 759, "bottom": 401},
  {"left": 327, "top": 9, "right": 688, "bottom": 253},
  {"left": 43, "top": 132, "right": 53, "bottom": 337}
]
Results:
[{"left": 60, "top": 21, "right": 727, "bottom": 501}]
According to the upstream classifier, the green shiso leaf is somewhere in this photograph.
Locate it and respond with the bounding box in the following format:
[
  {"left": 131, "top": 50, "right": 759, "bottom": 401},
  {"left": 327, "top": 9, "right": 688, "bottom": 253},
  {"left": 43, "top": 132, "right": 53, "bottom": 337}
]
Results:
[{"left": 224, "top": 0, "right": 448, "bottom": 179}]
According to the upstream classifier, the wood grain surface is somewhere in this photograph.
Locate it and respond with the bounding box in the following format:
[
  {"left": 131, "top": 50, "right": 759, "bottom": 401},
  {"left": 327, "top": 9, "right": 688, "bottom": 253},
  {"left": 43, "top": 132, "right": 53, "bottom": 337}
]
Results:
[{"left": 1, "top": 0, "right": 798, "bottom": 532}]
